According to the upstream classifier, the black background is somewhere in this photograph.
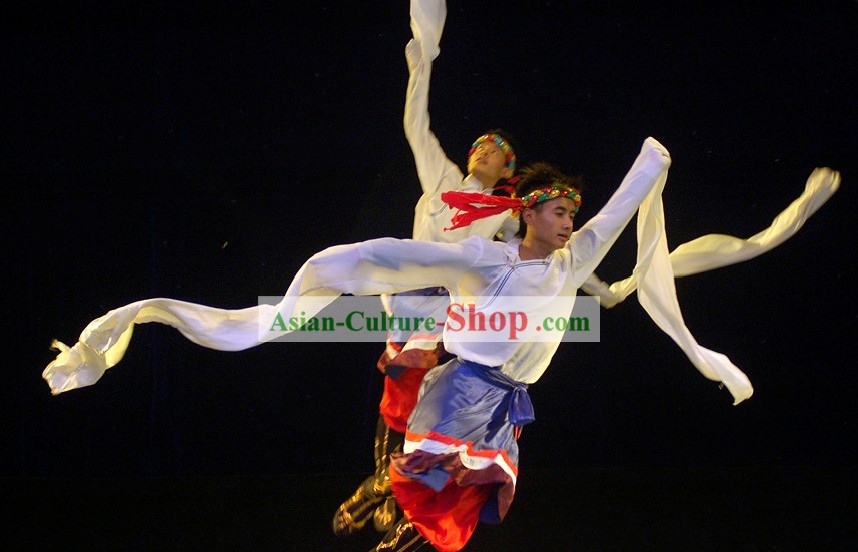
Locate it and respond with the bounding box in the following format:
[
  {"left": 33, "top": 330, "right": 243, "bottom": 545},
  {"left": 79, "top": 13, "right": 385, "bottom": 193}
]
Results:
[{"left": 3, "top": 2, "right": 856, "bottom": 549}]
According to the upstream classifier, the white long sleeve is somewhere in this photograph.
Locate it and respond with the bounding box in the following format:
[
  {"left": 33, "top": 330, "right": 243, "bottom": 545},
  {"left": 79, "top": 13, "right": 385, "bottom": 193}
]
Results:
[
  {"left": 404, "top": 0, "right": 517, "bottom": 243},
  {"left": 603, "top": 167, "right": 840, "bottom": 304},
  {"left": 42, "top": 238, "right": 480, "bottom": 395}
]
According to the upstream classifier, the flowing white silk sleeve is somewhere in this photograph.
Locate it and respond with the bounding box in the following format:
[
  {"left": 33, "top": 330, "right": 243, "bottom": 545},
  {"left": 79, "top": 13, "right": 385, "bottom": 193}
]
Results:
[
  {"left": 42, "top": 237, "right": 480, "bottom": 395},
  {"left": 579, "top": 273, "right": 622, "bottom": 308},
  {"left": 631, "top": 167, "right": 756, "bottom": 405},
  {"left": 409, "top": 0, "right": 445, "bottom": 62},
  {"left": 567, "top": 137, "right": 762, "bottom": 404},
  {"left": 604, "top": 167, "right": 840, "bottom": 304},
  {"left": 404, "top": 0, "right": 463, "bottom": 203},
  {"left": 568, "top": 137, "right": 673, "bottom": 284}
]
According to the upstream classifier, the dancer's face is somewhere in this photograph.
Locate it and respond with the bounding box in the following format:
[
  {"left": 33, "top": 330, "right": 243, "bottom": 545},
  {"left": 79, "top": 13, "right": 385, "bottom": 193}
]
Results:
[
  {"left": 467, "top": 140, "right": 512, "bottom": 186},
  {"left": 523, "top": 197, "right": 576, "bottom": 251}
]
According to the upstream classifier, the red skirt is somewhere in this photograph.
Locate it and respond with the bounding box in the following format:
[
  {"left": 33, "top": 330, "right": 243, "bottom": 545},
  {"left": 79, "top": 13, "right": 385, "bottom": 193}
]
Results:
[{"left": 376, "top": 342, "right": 444, "bottom": 433}]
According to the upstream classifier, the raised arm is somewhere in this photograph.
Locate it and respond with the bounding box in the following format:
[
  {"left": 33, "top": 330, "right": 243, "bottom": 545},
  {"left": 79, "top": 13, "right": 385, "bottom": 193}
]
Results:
[
  {"left": 601, "top": 166, "right": 841, "bottom": 304},
  {"left": 42, "top": 236, "right": 481, "bottom": 395},
  {"left": 569, "top": 137, "right": 761, "bottom": 405},
  {"left": 568, "top": 137, "right": 672, "bottom": 284},
  {"left": 404, "top": 0, "right": 463, "bottom": 196}
]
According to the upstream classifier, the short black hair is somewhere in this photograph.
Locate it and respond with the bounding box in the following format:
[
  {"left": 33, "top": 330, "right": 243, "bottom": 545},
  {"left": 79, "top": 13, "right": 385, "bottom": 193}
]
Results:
[{"left": 514, "top": 162, "right": 584, "bottom": 237}]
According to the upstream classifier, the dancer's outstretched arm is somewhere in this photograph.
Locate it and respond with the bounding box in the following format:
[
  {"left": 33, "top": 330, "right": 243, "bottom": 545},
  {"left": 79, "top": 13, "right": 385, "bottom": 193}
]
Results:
[
  {"left": 602, "top": 167, "right": 840, "bottom": 304},
  {"left": 404, "top": 0, "right": 462, "bottom": 200},
  {"left": 42, "top": 236, "right": 480, "bottom": 395}
]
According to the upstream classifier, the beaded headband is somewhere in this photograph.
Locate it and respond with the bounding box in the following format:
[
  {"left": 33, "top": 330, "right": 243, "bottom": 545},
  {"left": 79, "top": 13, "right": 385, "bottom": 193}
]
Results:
[
  {"left": 441, "top": 184, "right": 582, "bottom": 231},
  {"left": 469, "top": 133, "right": 517, "bottom": 172},
  {"left": 521, "top": 185, "right": 582, "bottom": 212}
]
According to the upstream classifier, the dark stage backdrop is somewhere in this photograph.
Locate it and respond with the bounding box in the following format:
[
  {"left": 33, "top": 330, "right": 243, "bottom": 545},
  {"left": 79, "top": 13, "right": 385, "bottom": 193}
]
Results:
[{"left": 3, "top": 2, "right": 855, "bottom": 482}]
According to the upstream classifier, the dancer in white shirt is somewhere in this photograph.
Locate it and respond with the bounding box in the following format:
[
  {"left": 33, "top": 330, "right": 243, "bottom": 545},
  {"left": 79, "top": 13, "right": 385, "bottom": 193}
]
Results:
[
  {"left": 41, "top": 134, "right": 839, "bottom": 550},
  {"left": 330, "top": 0, "right": 524, "bottom": 534}
]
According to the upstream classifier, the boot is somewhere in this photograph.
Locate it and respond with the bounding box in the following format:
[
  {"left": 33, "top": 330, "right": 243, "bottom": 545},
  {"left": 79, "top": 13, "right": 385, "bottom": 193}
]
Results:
[
  {"left": 373, "top": 496, "right": 399, "bottom": 534},
  {"left": 332, "top": 475, "right": 387, "bottom": 536},
  {"left": 373, "top": 416, "right": 403, "bottom": 532},
  {"left": 332, "top": 416, "right": 404, "bottom": 536}
]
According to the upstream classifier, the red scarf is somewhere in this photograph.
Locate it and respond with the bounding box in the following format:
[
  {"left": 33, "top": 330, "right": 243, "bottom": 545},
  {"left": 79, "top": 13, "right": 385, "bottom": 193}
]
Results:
[{"left": 441, "top": 184, "right": 581, "bottom": 231}]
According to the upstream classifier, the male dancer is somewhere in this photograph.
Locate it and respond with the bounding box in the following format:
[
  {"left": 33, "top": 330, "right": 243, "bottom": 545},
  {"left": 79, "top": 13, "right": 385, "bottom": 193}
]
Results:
[{"left": 331, "top": 0, "right": 522, "bottom": 535}]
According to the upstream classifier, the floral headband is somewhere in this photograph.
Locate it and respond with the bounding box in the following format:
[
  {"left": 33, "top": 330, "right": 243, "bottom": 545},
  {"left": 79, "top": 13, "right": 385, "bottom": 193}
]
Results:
[
  {"left": 469, "top": 133, "right": 517, "bottom": 173},
  {"left": 441, "top": 185, "right": 582, "bottom": 231}
]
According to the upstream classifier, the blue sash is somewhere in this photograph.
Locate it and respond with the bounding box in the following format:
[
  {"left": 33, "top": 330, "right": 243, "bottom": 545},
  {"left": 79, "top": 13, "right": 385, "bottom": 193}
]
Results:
[{"left": 463, "top": 360, "right": 535, "bottom": 426}]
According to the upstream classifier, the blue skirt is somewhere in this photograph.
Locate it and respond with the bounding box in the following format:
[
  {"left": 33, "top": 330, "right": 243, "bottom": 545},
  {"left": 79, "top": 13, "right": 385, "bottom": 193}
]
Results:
[{"left": 390, "top": 357, "right": 535, "bottom": 550}]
